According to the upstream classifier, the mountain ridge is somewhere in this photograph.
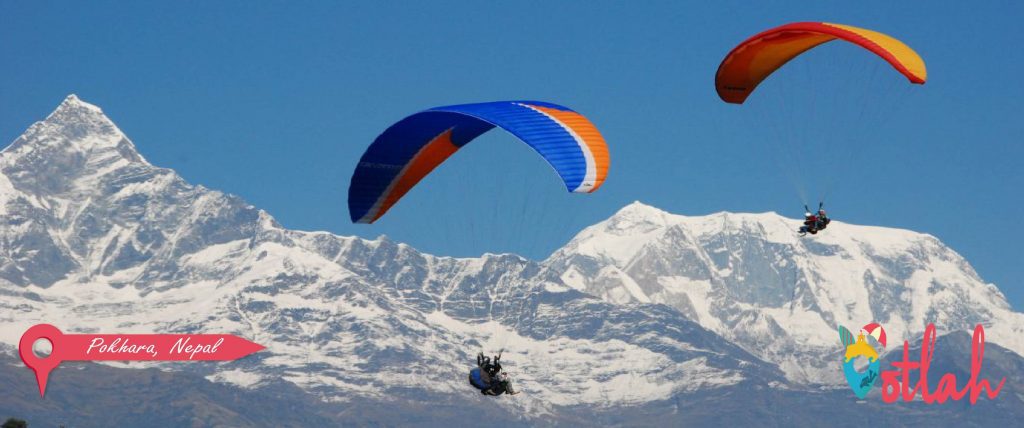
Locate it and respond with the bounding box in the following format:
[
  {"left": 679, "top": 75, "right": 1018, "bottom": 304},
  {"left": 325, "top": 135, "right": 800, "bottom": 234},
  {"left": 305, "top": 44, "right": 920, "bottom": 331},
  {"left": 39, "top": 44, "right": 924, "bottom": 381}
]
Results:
[
  {"left": 545, "top": 200, "right": 1023, "bottom": 384},
  {"left": 0, "top": 96, "right": 1020, "bottom": 424},
  {"left": 0, "top": 96, "right": 784, "bottom": 414}
]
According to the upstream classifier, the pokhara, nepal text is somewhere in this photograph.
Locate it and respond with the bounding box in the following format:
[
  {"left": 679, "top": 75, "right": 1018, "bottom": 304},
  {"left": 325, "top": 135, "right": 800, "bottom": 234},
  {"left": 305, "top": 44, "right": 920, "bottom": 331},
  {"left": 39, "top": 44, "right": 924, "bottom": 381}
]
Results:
[
  {"left": 87, "top": 336, "right": 224, "bottom": 360},
  {"left": 875, "top": 324, "right": 1005, "bottom": 404}
]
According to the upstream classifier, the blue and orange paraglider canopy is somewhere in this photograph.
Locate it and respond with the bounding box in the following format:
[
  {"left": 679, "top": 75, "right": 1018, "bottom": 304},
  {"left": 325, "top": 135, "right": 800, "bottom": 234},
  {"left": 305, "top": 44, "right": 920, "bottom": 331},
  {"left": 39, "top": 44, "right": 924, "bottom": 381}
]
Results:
[
  {"left": 716, "top": 22, "right": 927, "bottom": 104},
  {"left": 348, "top": 101, "right": 609, "bottom": 224}
]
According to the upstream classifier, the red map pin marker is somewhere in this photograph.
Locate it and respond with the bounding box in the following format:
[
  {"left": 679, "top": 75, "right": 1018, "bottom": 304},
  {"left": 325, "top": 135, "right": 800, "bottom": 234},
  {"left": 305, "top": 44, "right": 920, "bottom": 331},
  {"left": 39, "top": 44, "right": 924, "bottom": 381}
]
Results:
[{"left": 18, "top": 324, "right": 265, "bottom": 397}]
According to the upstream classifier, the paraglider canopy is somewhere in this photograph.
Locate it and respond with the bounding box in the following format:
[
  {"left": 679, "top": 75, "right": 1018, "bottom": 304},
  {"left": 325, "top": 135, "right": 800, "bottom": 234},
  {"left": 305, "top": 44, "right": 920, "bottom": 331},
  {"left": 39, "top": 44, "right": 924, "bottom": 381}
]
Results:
[
  {"left": 716, "top": 22, "right": 927, "bottom": 104},
  {"left": 348, "top": 101, "right": 609, "bottom": 224},
  {"left": 713, "top": 22, "right": 929, "bottom": 211}
]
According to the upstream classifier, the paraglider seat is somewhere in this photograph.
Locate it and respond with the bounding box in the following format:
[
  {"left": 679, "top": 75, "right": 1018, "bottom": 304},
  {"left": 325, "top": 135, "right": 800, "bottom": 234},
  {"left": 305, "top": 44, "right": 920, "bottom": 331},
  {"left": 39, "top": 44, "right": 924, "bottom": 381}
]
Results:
[{"left": 469, "top": 367, "right": 490, "bottom": 390}]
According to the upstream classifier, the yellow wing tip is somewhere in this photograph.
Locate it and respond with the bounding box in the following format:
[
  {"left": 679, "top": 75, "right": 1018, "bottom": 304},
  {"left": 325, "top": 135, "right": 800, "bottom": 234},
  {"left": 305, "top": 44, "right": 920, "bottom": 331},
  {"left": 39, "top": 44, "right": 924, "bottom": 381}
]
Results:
[{"left": 822, "top": 22, "right": 927, "bottom": 85}]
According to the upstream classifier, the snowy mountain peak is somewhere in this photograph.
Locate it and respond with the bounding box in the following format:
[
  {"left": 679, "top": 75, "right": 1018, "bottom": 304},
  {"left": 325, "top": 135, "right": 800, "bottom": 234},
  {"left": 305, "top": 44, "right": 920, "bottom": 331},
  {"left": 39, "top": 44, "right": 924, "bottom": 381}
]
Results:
[
  {"left": 548, "top": 204, "right": 1024, "bottom": 384},
  {"left": 556, "top": 206, "right": 795, "bottom": 268},
  {"left": 613, "top": 200, "right": 668, "bottom": 219},
  {"left": 2, "top": 94, "right": 146, "bottom": 168},
  {"left": 605, "top": 203, "right": 796, "bottom": 236},
  {"left": 1, "top": 95, "right": 151, "bottom": 199},
  {"left": 39, "top": 94, "right": 119, "bottom": 140},
  {"left": 597, "top": 201, "right": 671, "bottom": 235},
  {"left": 58, "top": 93, "right": 101, "bottom": 112}
]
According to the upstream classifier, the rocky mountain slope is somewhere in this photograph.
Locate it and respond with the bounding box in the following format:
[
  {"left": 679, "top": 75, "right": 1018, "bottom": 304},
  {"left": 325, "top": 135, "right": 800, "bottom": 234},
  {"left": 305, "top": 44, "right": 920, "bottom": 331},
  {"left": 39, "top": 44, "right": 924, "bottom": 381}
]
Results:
[{"left": 0, "top": 96, "right": 1020, "bottom": 425}]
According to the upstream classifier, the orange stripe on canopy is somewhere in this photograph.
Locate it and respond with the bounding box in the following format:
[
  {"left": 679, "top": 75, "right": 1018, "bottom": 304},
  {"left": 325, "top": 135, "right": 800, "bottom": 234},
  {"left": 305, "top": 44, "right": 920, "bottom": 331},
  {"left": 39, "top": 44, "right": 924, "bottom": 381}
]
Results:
[
  {"left": 716, "top": 22, "right": 927, "bottom": 104},
  {"left": 527, "top": 105, "right": 610, "bottom": 192},
  {"left": 370, "top": 129, "right": 459, "bottom": 223}
]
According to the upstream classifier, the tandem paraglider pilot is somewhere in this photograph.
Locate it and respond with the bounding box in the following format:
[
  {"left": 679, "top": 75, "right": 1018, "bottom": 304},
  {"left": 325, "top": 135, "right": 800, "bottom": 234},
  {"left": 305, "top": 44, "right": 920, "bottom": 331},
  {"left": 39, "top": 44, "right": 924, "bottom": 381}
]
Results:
[
  {"left": 469, "top": 352, "right": 519, "bottom": 396},
  {"left": 799, "top": 203, "right": 831, "bottom": 236}
]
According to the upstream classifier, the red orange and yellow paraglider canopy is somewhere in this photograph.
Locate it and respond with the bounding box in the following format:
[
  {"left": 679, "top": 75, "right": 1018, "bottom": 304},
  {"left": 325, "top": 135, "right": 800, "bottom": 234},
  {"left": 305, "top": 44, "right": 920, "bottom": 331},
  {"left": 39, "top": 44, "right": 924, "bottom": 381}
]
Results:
[{"left": 716, "top": 22, "right": 927, "bottom": 104}]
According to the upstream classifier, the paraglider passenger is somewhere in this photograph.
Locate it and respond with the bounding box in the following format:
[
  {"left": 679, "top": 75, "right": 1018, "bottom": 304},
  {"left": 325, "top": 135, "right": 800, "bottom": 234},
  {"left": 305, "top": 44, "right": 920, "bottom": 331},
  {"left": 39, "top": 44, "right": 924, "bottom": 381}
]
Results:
[{"left": 800, "top": 212, "right": 819, "bottom": 235}]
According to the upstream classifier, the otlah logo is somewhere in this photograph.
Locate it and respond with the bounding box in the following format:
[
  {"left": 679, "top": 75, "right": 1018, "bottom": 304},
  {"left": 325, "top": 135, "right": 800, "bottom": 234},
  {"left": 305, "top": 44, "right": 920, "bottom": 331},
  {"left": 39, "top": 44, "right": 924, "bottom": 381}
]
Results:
[
  {"left": 838, "top": 322, "right": 886, "bottom": 399},
  {"left": 837, "top": 322, "right": 1005, "bottom": 404}
]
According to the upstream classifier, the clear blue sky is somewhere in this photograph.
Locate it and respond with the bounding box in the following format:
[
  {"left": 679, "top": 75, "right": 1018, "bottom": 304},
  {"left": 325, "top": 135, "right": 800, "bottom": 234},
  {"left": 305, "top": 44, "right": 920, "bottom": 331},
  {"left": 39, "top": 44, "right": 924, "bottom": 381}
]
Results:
[{"left": 2, "top": 1, "right": 1021, "bottom": 308}]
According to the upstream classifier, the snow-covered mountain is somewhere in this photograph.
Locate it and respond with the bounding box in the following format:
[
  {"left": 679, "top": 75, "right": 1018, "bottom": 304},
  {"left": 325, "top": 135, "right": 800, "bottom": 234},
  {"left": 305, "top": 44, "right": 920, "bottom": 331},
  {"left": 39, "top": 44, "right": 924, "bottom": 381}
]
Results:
[
  {"left": 0, "top": 96, "right": 784, "bottom": 414},
  {"left": 1, "top": 96, "right": 1020, "bottom": 425},
  {"left": 545, "top": 201, "right": 1024, "bottom": 384}
]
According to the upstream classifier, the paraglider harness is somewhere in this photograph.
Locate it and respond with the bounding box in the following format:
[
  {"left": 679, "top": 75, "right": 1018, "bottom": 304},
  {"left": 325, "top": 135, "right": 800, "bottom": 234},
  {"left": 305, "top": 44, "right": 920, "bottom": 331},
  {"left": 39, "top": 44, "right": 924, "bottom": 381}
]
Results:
[
  {"left": 469, "top": 352, "right": 518, "bottom": 396},
  {"left": 799, "top": 203, "right": 830, "bottom": 236}
]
